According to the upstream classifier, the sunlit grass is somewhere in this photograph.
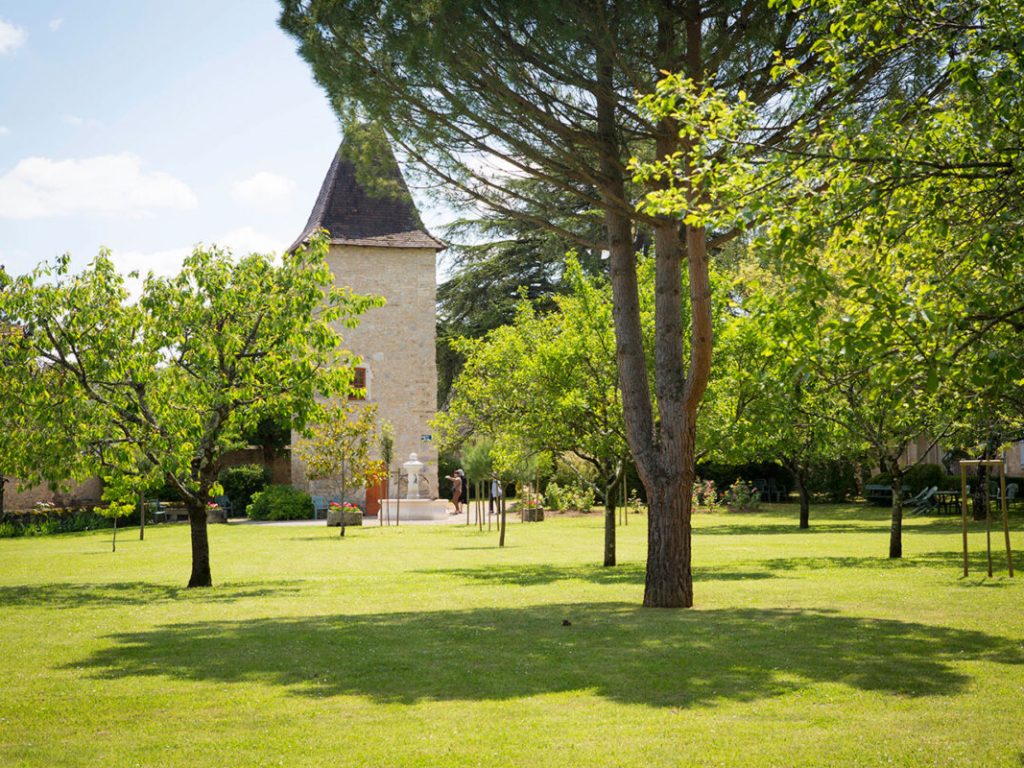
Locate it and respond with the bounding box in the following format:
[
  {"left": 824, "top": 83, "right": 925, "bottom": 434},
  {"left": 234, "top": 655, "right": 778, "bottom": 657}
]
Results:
[{"left": 1, "top": 504, "right": 1022, "bottom": 767}]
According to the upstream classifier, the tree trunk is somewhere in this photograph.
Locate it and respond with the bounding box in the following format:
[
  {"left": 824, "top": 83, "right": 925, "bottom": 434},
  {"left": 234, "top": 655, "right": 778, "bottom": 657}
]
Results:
[
  {"left": 498, "top": 491, "right": 507, "bottom": 548},
  {"left": 139, "top": 492, "right": 145, "bottom": 541},
  {"left": 644, "top": 474, "right": 693, "bottom": 608},
  {"left": 604, "top": 481, "right": 617, "bottom": 567},
  {"left": 889, "top": 471, "right": 904, "bottom": 559},
  {"left": 594, "top": 9, "right": 705, "bottom": 607},
  {"left": 796, "top": 468, "right": 810, "bottom": 529},
  {"left": 186, "top": 501, "right": 212, "bottom": 587},
  {"left": 0, "top": 474, "right": 6, "bottom": 517}
]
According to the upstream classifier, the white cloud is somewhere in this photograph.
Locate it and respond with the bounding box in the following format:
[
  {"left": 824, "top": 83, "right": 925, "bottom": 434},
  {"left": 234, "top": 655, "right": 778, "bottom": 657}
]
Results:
[
  {"left": 49, "top": 18, "right": 63, "bottom": 31},
  {"left": 115, "top": 229, "right": 286, "bottom": 278},
  {"left": 0, "top": 154, "right": 198, "bottom": 219},
  {"left": 62, "top": 114, "right": 100, "bottom": 128},
  {"left": 0, "top": 126, "right": 9, "bottom": 136},
  {"left": 0, "top": 18, "right": 26, "bottom": 54},
  {"left": 232, "top": 172, "right": 295, "bottom": 206},
  {"left": 216, "top": 226, "right": 287, "bottom": 255}
]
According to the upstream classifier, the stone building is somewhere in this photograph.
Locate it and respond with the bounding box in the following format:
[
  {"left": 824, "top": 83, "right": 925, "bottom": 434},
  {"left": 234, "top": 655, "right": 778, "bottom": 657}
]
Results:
[{"left": 288, "top": 126, "right": 443, "bottom": 508}]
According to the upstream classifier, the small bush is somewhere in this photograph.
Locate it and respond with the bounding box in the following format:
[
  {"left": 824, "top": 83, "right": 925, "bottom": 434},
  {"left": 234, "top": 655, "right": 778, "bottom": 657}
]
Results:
[
  {"left": 903, "top": 463, "right": 946, "bottom": 494},
  {"left": 544, "top": 482, "right": 595, "bottom": 512},
  {"left": 722, "top": 479, "right": 760, "bottom": 512},
  {"left": 0, "top": 507, "right": 115, "bottom": 536},
  {"left": 219, "top": 464, "right": 270, "bottom": 514},
  {"left": 246, "top": 485, "right": 313, "bottom": 521},
  {"left": 806, "top": 459, "right": 858, "bottom": 502},
  {"left": 692, "top": 478, "right": 719, "bottom": 512}
]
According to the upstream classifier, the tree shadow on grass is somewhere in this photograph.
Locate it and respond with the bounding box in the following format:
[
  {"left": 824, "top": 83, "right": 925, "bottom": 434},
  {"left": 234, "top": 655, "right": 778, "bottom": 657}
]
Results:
[
  {"left": 0, "top": 580, "right": 303, "bottom": 609},
  {"left": 66, "top": 603, "right": 1022, "bottom": 709},
  {"left": 754, "top": 550, "right": 1016, "bottom": 578},
  {"left": 695, "top": 522, "right": 889, "bottom": 536},
  {"left": 416, "top": 563, "right": 774, "bottom": 587},
  {"left": 415, "top": 549, "right": 1005, "bottom": 588}
]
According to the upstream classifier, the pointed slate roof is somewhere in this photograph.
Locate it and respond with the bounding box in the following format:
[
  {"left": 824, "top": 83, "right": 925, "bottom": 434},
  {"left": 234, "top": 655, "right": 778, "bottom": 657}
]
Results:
[{"left": 289, "top": 125, "right": 444, "bottom": 253}]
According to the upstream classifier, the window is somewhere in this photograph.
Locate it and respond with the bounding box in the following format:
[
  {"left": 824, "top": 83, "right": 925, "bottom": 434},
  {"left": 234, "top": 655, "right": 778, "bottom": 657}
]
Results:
[{"left": 349, "top": 366, "right": 367, "bottom": 400}]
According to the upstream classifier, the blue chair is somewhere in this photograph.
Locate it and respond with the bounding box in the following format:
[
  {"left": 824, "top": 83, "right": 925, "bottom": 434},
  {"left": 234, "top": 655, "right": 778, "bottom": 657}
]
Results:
[{"left": 312, "top": 496, "right": 328, "bottom": 520}]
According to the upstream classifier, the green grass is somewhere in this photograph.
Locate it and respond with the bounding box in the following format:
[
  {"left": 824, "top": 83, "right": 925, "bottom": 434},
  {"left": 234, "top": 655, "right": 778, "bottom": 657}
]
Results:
[{"left": 1, "top": 504, "right": 1022, "bottom": 767}]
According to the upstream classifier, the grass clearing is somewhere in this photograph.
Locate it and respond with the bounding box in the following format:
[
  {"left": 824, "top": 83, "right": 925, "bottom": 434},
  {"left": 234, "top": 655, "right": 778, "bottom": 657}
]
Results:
[{"left": 1, "top": 504, "right": 1022, "bottom": 767}]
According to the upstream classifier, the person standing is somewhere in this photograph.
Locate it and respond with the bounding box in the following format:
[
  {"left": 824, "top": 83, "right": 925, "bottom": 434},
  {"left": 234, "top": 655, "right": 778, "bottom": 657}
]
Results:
[
  {"left": 446, "top": 469, "right": 464, "bottom": 515},
  {"left": 490, "top": 475, "right": 502, "bottom": 515}
]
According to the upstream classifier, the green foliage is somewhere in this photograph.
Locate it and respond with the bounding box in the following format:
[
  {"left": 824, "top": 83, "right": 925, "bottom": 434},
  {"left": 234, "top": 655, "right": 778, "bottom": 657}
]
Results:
[
  {"left": 295, "top": 402, "right": 385, "bottom": 505},
  {"left": 806, "top": 460, "right": 859, "bottom": 503},
  {"left": 543, "top": 482, "right": 595, "bottom": 514},
  {"left": 244, "top": 415, "right": 292, "bottom": 460},
  {"left": 218, "top": 465, "right": 270, "bottom": 514},
  {"left": 0, "top": 234, "right": 380, "bottom": 584},
  {"left": 436, "top": 257, "right": 628, "bottom": 499},
  {"left": 721, "top": 480, "right": 760, "bottom": 513},
  {"left": 902, "top": 464, "right": 946, "bottom": 495},
  {"left": 460, "top": 438, "right": 494, "bottom": 484},
  {"left": 246, "top": 485, "right": 313, "bottom": 521},
  {"left": 695, "top": 463, "right": 792, "bottom": 496},
  {"left": 0, "top": 507, "right": 123, "bottom": 537}
]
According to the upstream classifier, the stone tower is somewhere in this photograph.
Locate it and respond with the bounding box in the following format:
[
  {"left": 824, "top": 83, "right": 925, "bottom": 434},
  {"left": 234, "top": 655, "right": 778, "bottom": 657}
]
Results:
[{"left": 289, "top": 125, "right": 443, "bottom": 503}]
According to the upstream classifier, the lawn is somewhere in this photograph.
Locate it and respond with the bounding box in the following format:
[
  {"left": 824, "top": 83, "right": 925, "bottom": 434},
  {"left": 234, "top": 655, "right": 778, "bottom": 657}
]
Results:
[{"left": 1, "top": 504, "right": 1022, "bottom": 767}]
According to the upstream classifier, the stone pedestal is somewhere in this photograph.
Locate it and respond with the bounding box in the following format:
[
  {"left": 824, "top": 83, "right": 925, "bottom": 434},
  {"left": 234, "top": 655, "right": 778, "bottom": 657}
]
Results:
[{"left": 382, "top": 498, "right": 450, "bottom": 521}]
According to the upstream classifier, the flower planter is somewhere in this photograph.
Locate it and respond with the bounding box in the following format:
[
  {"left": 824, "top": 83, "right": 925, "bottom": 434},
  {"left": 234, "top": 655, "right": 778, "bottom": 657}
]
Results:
[
  {"left": 206, "top": 506, "right": 227, "bottom": 524},
  {"left": 521, "top": 506, "right": 544, "bottom": 522},
  {"left": 327, "top": 508, "right": 363, "bottom": 527}
]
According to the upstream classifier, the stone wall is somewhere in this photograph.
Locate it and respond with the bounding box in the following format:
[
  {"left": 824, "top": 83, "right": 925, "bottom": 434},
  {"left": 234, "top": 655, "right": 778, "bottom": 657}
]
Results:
[
  {"left": 3, "top": 476, "right": 104, "bottom": 511},
  {"left": 291, "top": 243, "right": 439, "bottom": 500}
]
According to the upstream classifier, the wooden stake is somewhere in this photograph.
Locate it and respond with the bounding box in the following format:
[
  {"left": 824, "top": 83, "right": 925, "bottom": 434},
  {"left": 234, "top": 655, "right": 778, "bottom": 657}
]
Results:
[
  {"left": 960, "top": 466, "right": 969, "bottom": 577},
  {"left": 1000, "top": 467, "right": 1014, "bottom": 577},
  {"left": 986, "top": 477, "right": 993, "bottom": 578}
]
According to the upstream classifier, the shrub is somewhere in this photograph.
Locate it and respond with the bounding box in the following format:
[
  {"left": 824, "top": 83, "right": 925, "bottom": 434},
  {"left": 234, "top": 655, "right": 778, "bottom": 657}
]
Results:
[
  {"left": 544, "top": 482, "right": 594, "bottom": 512},
  {"left": 722, "top": 479, "right": 760, "bottom": 512},
  {"left": 219, "top": 464, "right": 270, "bottom": 514},
  {"left": 806, "top": 459, "right": 858, "bottom": 502},
  {"left": 0, "top": 507, "right": 115, "bottom": 536},
  {"left": 246, "top": 485, "right": 313, "bottom": 521},
  {"left": 696, "top": 462, "right": 794, "bottom": 497},
  {"left": 692, "top": 478, "right": 719, "bottom": 512},
  {"left": 903, "top": 463, "right": 946, "bottom": 494}
]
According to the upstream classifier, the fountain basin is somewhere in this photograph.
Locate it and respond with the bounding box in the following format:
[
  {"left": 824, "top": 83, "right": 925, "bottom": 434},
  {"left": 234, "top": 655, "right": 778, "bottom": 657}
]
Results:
[{"left": 381, "top": 498, "right": 450, "bottom": 521}]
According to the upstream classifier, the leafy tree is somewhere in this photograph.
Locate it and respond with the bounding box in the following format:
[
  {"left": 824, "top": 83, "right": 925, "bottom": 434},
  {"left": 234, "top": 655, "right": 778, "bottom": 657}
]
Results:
[
  {"left": 280, "top": 0, "right": 953, "bottom": 606},
  {"left": 705, "top": 262, "right": 846, "bottom": 529},
  {"left": 0, "top": 236, "right": 379, "bottom": 586},
  {"left": 295, "top": 401, "right": 388, "bottom": 536},
  {"left": 437, "top": 258, "right": 629, "bottom": 565}
]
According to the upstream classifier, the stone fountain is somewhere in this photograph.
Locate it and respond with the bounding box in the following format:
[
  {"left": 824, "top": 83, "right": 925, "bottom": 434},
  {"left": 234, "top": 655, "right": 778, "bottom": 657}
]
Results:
[{"left": 382, "top": 452, "right": 449, "bottom": 521}]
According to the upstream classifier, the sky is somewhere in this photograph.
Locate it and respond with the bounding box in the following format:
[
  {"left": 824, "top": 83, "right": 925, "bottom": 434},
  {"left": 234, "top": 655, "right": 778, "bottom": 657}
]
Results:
[{"left": 0, "top": 0, "right": 451, "bottom": 280}]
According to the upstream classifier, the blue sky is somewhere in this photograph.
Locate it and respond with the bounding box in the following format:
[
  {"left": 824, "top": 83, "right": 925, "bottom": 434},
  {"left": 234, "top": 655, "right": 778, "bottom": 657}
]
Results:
[{"left": 0, "top": 0, "right": 449, "bottom": 279}]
